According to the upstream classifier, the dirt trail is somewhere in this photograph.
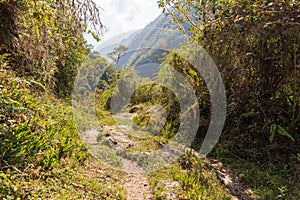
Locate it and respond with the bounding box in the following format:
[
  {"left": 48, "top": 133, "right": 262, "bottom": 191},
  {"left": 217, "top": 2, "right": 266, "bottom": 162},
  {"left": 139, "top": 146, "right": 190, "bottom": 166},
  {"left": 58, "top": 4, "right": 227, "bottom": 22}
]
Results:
[
  {"left": 81, "top": 112, "right": 255, "bottom": 200},
  {"left": 81, "top": 112, "right": 154, "bottom": 200},
  {"left": 123, "top": 158, "right": 153, "bottom": 200}
]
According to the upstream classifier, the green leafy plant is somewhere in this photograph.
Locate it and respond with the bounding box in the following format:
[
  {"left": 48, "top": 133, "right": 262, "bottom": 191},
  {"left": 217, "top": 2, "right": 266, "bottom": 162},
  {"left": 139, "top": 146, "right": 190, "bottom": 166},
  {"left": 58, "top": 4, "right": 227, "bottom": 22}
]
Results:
[{"left": 269, "top": 124, "right": 295, "bottom": 143}]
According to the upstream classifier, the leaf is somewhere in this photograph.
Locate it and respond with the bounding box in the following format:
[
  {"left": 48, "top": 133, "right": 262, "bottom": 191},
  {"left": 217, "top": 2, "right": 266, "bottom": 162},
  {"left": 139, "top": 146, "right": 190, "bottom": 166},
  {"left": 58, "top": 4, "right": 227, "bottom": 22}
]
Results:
[
  {"left": 269, "top": 123, "right": 276, "bottom": 143},
  {"left": 0, "top": 172, "right": 10, "bottom": 181},
  {"left": 276, "top": 125, "right": 295, "bottom": 142},
  {"left": 29, "top": 79, "right": 46, "bottom": 91},
  {"left": 8, "top": 98, "right": 20, "bottom": 105}
]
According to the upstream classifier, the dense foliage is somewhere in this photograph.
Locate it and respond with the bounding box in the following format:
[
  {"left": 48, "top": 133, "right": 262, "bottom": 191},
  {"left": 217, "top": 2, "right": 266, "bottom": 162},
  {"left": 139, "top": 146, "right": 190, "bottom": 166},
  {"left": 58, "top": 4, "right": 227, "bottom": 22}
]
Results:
[
  {"left": 0, "top": 67, "right": 85, "bottom": 198},
  {"left": 1, "top": 0, "right": 299, "bottom": 198},
  {"left": 0, "top": 0, "right": 104, "bottom": 97},
  {"left": 158, "top": 0, "right": 300, "bottom": 198},
  {"left": 158, "top": 0, "right": 300, "bottom": 155},
  {"left": 0, "top": 1, "right": 129, "bottom": 199}
]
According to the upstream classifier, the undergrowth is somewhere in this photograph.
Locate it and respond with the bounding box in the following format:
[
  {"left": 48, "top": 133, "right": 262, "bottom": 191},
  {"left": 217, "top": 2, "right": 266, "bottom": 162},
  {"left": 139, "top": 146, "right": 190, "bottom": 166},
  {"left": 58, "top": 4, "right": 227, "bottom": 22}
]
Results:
[
  {"left": 148, "top": 152, "right": 232, "bottom": 200},
  {"left": 0, "top": 68, "right": 126, "bottom": 199},
  {"left": 212, "top": 143, "right": 300, "bottom": 200}
]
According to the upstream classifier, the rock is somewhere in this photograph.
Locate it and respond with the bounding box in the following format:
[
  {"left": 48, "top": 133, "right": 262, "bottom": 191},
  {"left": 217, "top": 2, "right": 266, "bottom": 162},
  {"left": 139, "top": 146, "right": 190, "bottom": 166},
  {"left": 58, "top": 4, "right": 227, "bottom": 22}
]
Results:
[
  {"left": 82, "top": 129, "right": 99, "bottom": 144},
  {"left": 105, "top": 138, "right": 116, "bottom": 147},
  {"left": 96, "top": 134, "right": 103, "bottom": 142},
  {"left": 116, "top": 149, "right": 126, "bottom": 157},
  {"left": 144, "top": 152, "right": 151, "bottom": 156},
  {"left": 129, "top": 106, "right": 139, "bottom": 113},
  {"left": 162, "top": 180, "right": 180, "bottom": 188},
  {"left": 158, "top": 141, "right": 166, "bottom": 148},
  {"left": 166, "top": 192, "right": 177, "bottom": 200},
  {"left": 127, "top": 141, "right": 136, "bottom": 148},
  {"left": 118, "top": 125, "right": 133, "bottom": 132},
  {"left": 238, "top": 173, "right": 245, "bottom": 180},
  {"left": 129, "top": 104, "right": 143, "bottom": 113}
]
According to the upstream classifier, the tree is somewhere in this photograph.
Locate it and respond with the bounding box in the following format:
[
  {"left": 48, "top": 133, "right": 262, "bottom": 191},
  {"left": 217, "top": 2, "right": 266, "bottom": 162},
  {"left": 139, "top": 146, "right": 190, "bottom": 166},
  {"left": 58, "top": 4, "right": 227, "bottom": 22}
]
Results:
[
  {"left": 0, "top": 0, "right": 105, "bottom": 97},
  {"left": 108, "top": 45, "right": 129, "bottom": 67},
  {"left": 158, "top": 0, "right": 300, "bottom": 140}
]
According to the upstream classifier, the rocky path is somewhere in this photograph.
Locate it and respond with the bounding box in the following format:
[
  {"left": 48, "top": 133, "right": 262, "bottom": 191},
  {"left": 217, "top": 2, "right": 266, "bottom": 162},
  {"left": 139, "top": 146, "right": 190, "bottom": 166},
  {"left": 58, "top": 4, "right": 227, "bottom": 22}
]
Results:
[
  {"left": 81, "top": 113, "right": 154, "bottom": 200},
  {"left": 81, "top": 111, "right": 256, "bottom": 200},
  {"left": 123, "top": 158, "right": 153, "bottom": 200}
]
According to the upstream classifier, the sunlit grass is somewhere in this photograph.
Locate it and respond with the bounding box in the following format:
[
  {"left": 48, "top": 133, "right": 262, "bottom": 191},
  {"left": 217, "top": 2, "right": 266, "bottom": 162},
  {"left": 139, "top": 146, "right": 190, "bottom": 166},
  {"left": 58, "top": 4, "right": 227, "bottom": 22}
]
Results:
[{"left": 148, "top": 153, "right": 233, "bottom": 199}]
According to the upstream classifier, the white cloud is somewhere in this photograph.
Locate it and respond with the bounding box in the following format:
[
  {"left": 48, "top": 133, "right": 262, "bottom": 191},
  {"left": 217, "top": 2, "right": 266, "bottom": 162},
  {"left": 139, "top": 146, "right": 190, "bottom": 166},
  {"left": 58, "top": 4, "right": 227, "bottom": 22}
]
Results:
[{"left": 94, "top": 0, "right": 161, "bottom": 40}]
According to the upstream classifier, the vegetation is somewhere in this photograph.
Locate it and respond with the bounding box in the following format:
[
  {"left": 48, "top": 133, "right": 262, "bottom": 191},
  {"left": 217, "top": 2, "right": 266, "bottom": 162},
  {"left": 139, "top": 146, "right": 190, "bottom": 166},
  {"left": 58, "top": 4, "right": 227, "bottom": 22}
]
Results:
[
  {"left": 0, "top": 68, "right": 126, "bottom": 199},
  {"left": 157, "top": 0, "right": 300, "bottom": 198},
  {"left": 1, "top": 0, "right": 299, "bottom": 199},
  {"left": 148, "top": 152, "right": 232, "bottom": 199},
  {"left": 0, "top": 0, "right": 104, "bottom": 97},
  {"left": 0, "top": 0, "right": 125, "bottom": 199},
  {"left": 108, "top": 45, "right": 129, "bottom": 67}
]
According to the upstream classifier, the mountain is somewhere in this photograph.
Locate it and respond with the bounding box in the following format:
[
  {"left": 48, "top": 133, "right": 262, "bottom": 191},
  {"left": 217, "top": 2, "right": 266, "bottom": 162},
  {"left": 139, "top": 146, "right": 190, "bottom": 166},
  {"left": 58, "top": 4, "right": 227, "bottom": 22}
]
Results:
[{"left": 94, "top": 13, "right": 190, "bottom": 78}]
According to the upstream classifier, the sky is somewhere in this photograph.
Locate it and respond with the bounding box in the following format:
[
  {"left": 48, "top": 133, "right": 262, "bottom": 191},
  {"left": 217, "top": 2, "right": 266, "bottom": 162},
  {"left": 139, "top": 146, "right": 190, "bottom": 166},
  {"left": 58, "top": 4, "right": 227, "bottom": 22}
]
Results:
[{"left": 88, "top": 0, "right": 162, "bottom": 45}]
